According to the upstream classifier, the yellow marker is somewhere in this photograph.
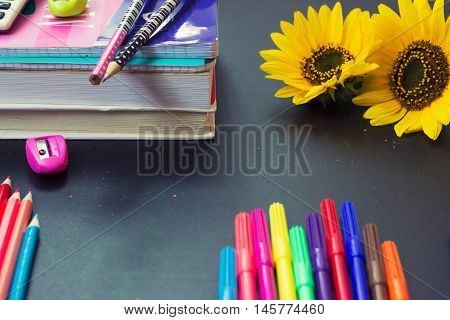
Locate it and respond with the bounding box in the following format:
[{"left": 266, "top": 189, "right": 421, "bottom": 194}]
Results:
[{"left": 269, "top": 202, "right": 297, "bottom": 300}]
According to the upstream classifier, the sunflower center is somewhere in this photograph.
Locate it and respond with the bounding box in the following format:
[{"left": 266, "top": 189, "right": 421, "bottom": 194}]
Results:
[
  {"left": 302, "top": 44, "right": 354, "bottom": 85},
  {"left": 389, "top": 40, "right": 449, "bottom": 111}
]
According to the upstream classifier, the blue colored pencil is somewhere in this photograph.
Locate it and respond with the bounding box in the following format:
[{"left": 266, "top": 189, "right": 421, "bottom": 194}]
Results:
[{"left": 8, "top": 215, "right": 40, "bottom": 300}]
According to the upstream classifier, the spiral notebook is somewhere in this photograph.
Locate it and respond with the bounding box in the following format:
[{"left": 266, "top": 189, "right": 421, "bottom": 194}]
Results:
[{"left": 0, "top": 0, "right": 219, "bottom": 59}]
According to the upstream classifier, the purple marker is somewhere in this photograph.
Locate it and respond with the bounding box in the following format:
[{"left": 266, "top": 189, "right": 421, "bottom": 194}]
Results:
[
  {"left": 306, "top": 213, "right": 335, "bottom": 300},
  {"left": 251, "top": 209, "right": 278, "bottom": 300}
]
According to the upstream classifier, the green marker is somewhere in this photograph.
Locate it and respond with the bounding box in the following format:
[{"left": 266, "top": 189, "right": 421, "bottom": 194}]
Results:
[{"left": 289, "top": 226, "right": 316, "bottom": 300}]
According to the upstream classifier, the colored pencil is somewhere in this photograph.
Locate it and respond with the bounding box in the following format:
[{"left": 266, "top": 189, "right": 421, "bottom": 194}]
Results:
[
  {"left": 89, "top": 0, "right": 146, "bottom": 85},
  {"left": 8, "top": 215, "right": 40, "bottom": 300},
  {"left": 0, "top": 190, "right": 21, "bottom": 267},
  {"left": 381, "top": 241, "right": 410, "bottom": 300},
  {"left": 0, "top": 192, "right": 33, "bottom": 299},
  {"left": 104, "top": 0, "right": 186, "bottom": 81},
  {"left": 0, "top": 177, "right": 12, "bottom": 223}
]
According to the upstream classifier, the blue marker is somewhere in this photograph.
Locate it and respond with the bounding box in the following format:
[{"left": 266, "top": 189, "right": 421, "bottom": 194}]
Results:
[
  {"left": 8, "top": 215, "right": 40, "bottom": 300},
  {"left": 218, "top": 246, "right": 237, "bottom": 300},
  {"left": 341, "top": 202, "right": 370, "bottom": 300}
]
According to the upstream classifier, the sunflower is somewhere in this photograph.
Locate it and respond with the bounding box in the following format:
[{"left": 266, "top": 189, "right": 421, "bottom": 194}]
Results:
[
  {"left": 353, "top": 0, "right": 450, "bottom": 140},
  {"left": 260, "top": 2, "right": 379, "bottom": 105}
]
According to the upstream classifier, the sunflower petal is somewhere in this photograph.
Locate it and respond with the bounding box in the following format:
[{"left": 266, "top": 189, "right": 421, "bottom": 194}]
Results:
[
  {"left": 275, "top": 86, "right": 302, "bottom": 98},
  {"left": 422, "top": 107, "right": 443, "bottom": 140},
  {"left": 375, "top": 4, "right": 413, "bottom": 45},
  {"left": 260, "top": 61, "right": 300, "bottom": 76},
  {"left": 329, "top": 2, "right": 343, "bottom": 44},
  {"left": 340, "top": 61, "right": 379, "bottom": 84},
  {"left": 414, "top": 0, "right": 432, "bottom": 38},
  {"left": 430, "top": 0, "right": 446, "bottom": 44},
  {"left": 294, "top": 11, "right": 318, "bottom": 49},
  {"left": 270, "top": 33, "right": 302, "bottom": 60},
  {"left": 369, "top": 108, "right": 407, "bottom": 126},
  {"left": 361, "top": 75, "right": 390, "bottom": 91},
  {"left": 394, "top": 111, "right": 422, "bottom": 136},
  {"left": 364, "top": 100, "right": 403, "bottom": 119},
  {"left": 398, "top": 0, "right": 419, "bottom": 28},
  {"left": 318, "top": 5, "right": 332, "bottom": 43},
  {"left": 279, "top": 21, "right": 311, "bottom": 58},
  {"left": 431, "top": 94, "right": 450, "bottom": 125},
  {"left": 342, "top": 9, "right": 363, "bottom": 56},
  {"left": 307, "top": 6, "right": 323, "bottom": 45},
  {"left": 284, "top": 79, "right": 313, "bottom": 91},
  {"left": 259, "top": 49, "right": 299, "bottom": 67},
  {"left": 293, "top": 85, "right": 327, "bottom": 105},
  {"left": 353, "top": 90, "right": 394, "bottom": 106}
]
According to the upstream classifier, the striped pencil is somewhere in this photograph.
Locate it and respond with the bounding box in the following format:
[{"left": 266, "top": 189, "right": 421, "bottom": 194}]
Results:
[
  {"left": 104, "top": 0, "right": 186, "bottom": 81},
  {"left": 8, "top": 216, "right": 40, "bottom": 300},
  {"left": 89, "top": 0, "right": 146, "bottom": 85},
  {"left": 0, "top": 192, "right": 33, "bottom": 300}
]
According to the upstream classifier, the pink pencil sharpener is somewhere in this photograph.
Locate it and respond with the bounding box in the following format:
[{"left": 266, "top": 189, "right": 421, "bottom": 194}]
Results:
[{"left": 25, "top": 135, "right": 68, "bottom": 174}]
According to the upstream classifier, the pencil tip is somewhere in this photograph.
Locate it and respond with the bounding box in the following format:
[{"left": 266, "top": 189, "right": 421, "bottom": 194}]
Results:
[
  {"left": 24, "top": 191, "right": 33, "bottom": 202},
  {"left": 103, "top": 62, "right": 120, "bottom": 82},
  {"left": 29, "top": 215, "right": 40, "bottom": 228},
  {"left": 10, "top": 190, "right": 20, "bottom": 199},
  {"left": 2, "top": 176, "right": 11, "bottom": 186}
]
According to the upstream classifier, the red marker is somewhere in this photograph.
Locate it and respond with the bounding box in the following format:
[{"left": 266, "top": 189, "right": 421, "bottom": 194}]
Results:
[
  {"left": 321, "top": 199, "right": 352, "bottom": 300},
  {"left": 0, "top": 177, "right": 12, "bottom": 223}
]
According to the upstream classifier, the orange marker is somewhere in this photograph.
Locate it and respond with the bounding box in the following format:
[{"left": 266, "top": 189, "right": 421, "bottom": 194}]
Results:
[
  {"left": 381, "top": 241, "right": 410, "bottom": 300},
  {"left": 0, "top": 190, "right": 21, "bottom": 267},
  {"left": 0, "top": 192, "right": 33, "bottom": 299}
]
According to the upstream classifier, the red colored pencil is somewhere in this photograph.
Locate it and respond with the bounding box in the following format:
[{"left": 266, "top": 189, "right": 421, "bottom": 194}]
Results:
[
  {"left": 321, "top": 199, "right": 353, "bottom": 300},
  {"left": 0, "top": 177, "right": 12, "bottom": 223},
  {"left": 0, "top": 190, "right": 21, "bottom": 268}
]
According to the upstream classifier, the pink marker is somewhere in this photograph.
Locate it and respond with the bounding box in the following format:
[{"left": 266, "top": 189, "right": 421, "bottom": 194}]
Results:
[
  {"left": 235, "top": 212, "right": 257, "bottom": 300},
  {"left": 251, "top": 209, "right": 278, "bottom": 300},
  {"left": 25, "top": 135, "right": 68, "bottom": 175}
]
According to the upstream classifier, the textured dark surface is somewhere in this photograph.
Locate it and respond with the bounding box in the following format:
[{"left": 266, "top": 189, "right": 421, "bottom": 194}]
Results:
[{"left": 0, "top": 0, "right": 448, "bottom": 299}]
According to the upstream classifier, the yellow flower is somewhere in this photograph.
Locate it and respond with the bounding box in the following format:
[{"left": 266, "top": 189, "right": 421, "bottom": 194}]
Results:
[
  {"left": 260, "top": 2, "right": 379, "bottom": 105},
  {"left": 353, "top": 0, "right": 450, "bottom": 140}
]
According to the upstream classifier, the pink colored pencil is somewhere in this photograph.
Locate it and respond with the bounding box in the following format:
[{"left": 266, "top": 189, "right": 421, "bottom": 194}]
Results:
[
  {"left": 89, "top": 0, "right": 146, "bottom": 85},
  {"left": 0, "top": 190, "right": 21, "bottom": 268},
  {"left": 0, "top": 192, "right": 33, "bottom": 299}
]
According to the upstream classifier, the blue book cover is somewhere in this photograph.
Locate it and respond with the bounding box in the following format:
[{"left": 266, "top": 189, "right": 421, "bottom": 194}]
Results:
[{"left": 97, "top": 0, "right": 218, "bottom": 47}]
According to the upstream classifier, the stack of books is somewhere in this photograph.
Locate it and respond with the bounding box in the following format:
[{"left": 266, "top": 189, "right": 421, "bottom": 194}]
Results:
[{"left": 0, "top": 0, "right": 218, "bottom": 139}]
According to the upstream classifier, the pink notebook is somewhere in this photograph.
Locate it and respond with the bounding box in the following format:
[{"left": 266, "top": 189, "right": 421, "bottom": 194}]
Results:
[{"left": 0, "top": 0, "right": 123, "bottom": 48}]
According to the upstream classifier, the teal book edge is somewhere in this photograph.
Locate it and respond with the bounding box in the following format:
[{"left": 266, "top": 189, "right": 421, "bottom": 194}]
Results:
[{"left": 0, "top": 56, "right": 205, "bottom": 67}]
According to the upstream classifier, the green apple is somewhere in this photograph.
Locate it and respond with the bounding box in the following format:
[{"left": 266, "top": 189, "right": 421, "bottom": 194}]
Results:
[{"left": 48, "top": 0, "right": 88, "bottom": 18}]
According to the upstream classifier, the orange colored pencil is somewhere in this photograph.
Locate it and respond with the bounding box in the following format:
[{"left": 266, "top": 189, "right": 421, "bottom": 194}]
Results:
[
  {"left": 0, "top": 190, "right": 21, "bottom": 268},
  {"left": 0, "top": 177, "right": 12, "bottom": 223},
  {"left": 381, "top": 241, "right": 410, "bottom": 300},
  {"left": 0, "top": 192, "right": 33, "bottom": 299}
]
